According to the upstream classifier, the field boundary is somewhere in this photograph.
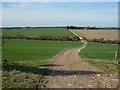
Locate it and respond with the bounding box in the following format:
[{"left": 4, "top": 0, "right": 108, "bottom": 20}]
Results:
[
  {"left": 78, "top": 41, "right": 87, "bottom": 52},
  {"left": 83, "top": 58, "right": 118, "bottom": 63},
  {"left": 80, "top": 54, "right": 118, "bottom": 63},
  {"left": 50, "top": 48, "right": 68, "bottom": 62},
  {"left": 69, "top": 29, "right": 84, "bottom": 42},
  {"left": 69, "top": 29, "right": 88, "bottom": 53},
  {"left": 71, "top": 29, "right": 119, "bottom": 44},
  {"left": 3, "top": 28, "right": 80, "bottom": 41}
]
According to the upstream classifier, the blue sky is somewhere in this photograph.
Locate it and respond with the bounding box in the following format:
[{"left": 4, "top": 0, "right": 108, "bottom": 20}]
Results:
[{"left": 1, "top": 2, "right": 118, "bottom": 27}]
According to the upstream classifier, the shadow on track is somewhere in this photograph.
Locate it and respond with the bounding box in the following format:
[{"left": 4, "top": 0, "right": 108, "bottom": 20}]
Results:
[{"left": 3, "top": 62, "right": 102, "bottom": 76}]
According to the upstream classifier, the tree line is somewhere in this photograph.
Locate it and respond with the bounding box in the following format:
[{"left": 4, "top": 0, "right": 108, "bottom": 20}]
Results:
[
  {"left": 67, "top": 26, "right": 119, "bottom": 30},
  {"left": 1, "top": 26, "right": 119, "bottom": 30}
]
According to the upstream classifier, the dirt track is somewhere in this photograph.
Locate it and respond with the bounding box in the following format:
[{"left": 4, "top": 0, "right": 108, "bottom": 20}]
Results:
[{"left": 40, "top": 42, "right": 118, "bottom": 88}]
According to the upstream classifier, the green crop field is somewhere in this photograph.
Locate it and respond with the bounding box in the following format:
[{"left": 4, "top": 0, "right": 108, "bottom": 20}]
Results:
[
  {"left": 2, "top": 28, "right": 76, "bottom": 39},
  {"left": 2, "top": 40, "right": 81, "bottom": 88},
  {"left": 80, "top": 42, "right": 118, "bottom": 60},
  {"left": 3, "top": 40, "right": 81, "bottom": 62},
  {"left": 80, "top": 42, "right": 118, "bottom": 75}
]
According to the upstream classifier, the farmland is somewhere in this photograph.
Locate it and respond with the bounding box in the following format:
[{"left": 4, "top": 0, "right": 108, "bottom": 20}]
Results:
[
  {"left": 71, "top": 29, "right": 118, "bottom": 60},
  {"left": 2, "top": 28, "right": 82, "bottom": 88},
  {"left": 3, "top": 40, "right": 81, "bottom": 62},
  {"left": 80, "top": 42, "right": 118, "bottom": 75},
  {"left": 72, "top": 29, "right": 118, "bottom": 41},
  {"left": 2, "top": 28, "right": 118, "bottom": 88},
  {"left": 2, "top": 28, "right": 78, "bottom": 41},
  {"left": 80, "top": 42, "right": 118, "bottom": 60},
  {"left": 3, "top": 28, "right": 74, "bottom": 37}
]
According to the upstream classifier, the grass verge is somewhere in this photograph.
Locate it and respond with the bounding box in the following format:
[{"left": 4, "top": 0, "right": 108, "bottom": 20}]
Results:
[{"left": 86, "top": 59, "right": 118, "bottom": 76}]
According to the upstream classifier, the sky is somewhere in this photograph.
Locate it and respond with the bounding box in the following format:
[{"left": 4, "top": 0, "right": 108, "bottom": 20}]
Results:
[
  {"left": 1, "top": 0, "right": 120, "bottom": 2},
  {"left": 1, "top": 1, "right": 118, "bottom": 27}
]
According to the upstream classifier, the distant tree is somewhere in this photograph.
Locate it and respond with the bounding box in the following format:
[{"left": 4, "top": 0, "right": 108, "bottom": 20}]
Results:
[{"left": 67, "top": 26, "right": 69, "bottom": 29}]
